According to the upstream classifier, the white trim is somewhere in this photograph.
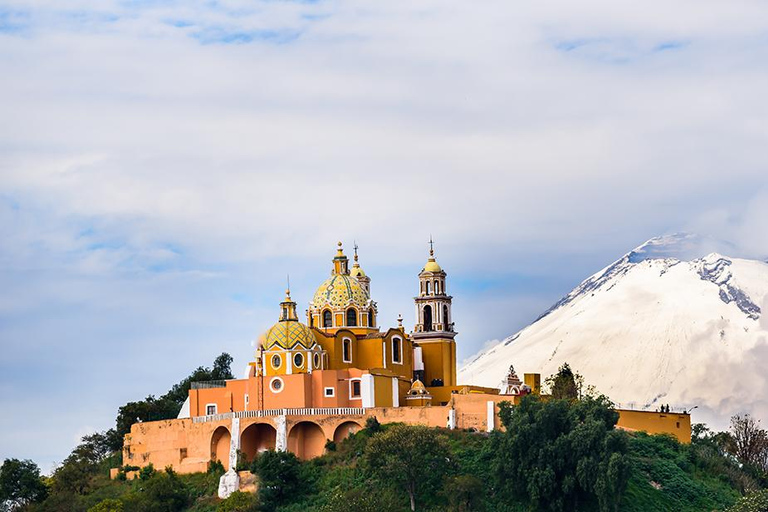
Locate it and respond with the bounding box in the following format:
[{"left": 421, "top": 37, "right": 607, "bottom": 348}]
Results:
[
  {"left": 448, "top": 409, "right": 456, "bottom": 429},
  {"left": 349, "top": 378, "right": 362, "bottom": 400},
  {"left": 487, "top": 401, "right": 495, "bottom": 432},
  {"left": 342, "top": 337, "right": 352, "bottom": 363},
  {"left": 271, "top": 353, "right": 282, "bottom": 371},
  {"left": 270, "top": 377, "right": 285, "bottom": 394},
  {"left": 324, "top": 387, "right": 335, "bottom": 397},
  {"left": 392, "top": 336, "right": 403, "bottom": 364},
  {"left": 392, "top": 378, "right": 400, "bottom": 408},
  {"left": 286, "top": 351, "right": 293, "bottom": 375},
  {"left": 382, "top": 341, "right": 387, "bottom": 368},
  {"left": 205, "top": 403, "right": 218, "bottom": 415},
  {"left": 361, "top": 374, "right": 375, "bottom": 408}
]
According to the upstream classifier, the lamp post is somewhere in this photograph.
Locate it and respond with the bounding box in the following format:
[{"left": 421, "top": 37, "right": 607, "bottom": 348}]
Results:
[{"left": 686, "top": 405, "right": 698, "bottom": 414}]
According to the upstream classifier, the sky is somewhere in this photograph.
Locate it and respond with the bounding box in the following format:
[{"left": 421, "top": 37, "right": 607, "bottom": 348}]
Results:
[{"left": 1, "top": 0, "right": 768, "bottom": 472}]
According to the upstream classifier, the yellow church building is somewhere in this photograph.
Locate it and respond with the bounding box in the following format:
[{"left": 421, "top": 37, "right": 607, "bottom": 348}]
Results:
[{"left": 117, "top": 241, "right": 692, "bottom": 497}]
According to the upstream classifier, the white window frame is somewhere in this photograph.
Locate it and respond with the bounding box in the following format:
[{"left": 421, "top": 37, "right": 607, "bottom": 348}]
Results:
[
  {"left": 293, "top": 352, "right": 304, "bottom": 369},
  {"left": 349, "top": 378, "right": 362, "bottom": 399},
  {"left": 324, "top": 387, "right": 335, "bottom": 397},
  {"left": 342, "top": 337, "right": 352, "bottom": 363},
  {"left": 205, "top": 403, "right": 217, "bottom": 416},
  {"left": 271, "top": 353, "right": 282, "bottom": 370},
  {"left": 313, "top": 352, "right": 320, "bottom": 369},
  {"left": 269, "top": 377, "right": 285, "bottom": 394},
  {"left": 392, "top": 336, "right": 403, "bottom": 364}
]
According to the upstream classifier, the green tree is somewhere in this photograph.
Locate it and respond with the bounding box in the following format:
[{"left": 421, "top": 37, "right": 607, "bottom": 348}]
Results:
[
  {"left": 50, "top": 428, "right": 124, "bottom": 496},
  {"left": 443, "top": 474, "right": 484, "bottom": 512},
  {"left": 364, "top": 424, "right": 452, "bottom": 511},
  {"left": 493, "top": 395, "right": 629, "bottom": 512},
  {"left": 115, "top": 352, "right": 235, "bottom": 439},
  {"left": 545, "top": 362, "right": 583, "bottom": 400},
  {"left": 0, "top": 458, "right": 48, "bottom": 509},
  {"left": 251, "top": 450, "right": 302, "bottom": 512},
  {"left": 123, "top": 468, "right": 189, "bottom": 512}
]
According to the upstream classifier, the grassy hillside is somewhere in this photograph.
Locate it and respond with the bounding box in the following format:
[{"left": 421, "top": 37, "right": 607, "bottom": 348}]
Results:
[{"left": 7, "top": 401, "right": 767, "bottom": 512}]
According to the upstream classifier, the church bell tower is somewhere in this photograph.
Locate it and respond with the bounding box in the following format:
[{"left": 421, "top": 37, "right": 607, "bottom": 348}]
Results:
[{"left": 412, "top": 239, "right": 457, "bottom": 387}]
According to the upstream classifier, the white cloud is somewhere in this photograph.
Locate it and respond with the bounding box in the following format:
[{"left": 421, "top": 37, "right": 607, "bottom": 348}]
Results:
[{"left": 1, "top": 0, "right": 768, "bottom": 470}]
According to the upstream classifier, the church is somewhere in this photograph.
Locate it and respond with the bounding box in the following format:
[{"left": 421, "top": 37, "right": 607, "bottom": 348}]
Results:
[
  {"left": 185, "top": 240, "right": 474, "bottom": 418},
  {"left": 116, "top": 241, "right": 692, "bottom": 496}
]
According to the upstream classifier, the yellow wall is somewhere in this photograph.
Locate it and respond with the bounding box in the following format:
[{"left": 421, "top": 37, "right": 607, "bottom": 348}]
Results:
[
  {"left": 616, "top": 409, "right": 692, "bottom": 443},
  {"left": 419, "top": 338, "right": 456, "bottom": 387}
]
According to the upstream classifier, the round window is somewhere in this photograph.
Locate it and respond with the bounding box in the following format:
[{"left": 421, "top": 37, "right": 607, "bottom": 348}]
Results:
[
  {"left": 313, "top": 353, "right": 320, "bottom": 368},
  {"left": 271, "top": 354, "right": 282, "bottom": 369},
  {"left": 294, "top": 353, "right": 304, "bottom": 368},
  {"left": 270, "top": 378, "right": 283, "bottom": 392}
]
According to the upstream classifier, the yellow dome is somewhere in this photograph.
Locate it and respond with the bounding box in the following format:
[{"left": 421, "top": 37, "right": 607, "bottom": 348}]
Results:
[
  {"left": 262, "top": 320, "right": 316, "bottom": 350},
  {"left": 312, "top": 274, "right": 369, "bottom": 310},
  {"left": 350, "top": 265, "right": 366, "bottom": 278},
  {"left": 422, "top": 257, "right": 442, "bottom": 273}
]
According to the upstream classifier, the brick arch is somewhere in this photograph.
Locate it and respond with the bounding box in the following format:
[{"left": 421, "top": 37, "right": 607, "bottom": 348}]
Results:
[
  {"left": 241, "top": 422, "right": 277, "bottom": 461},
  {"left": 288, "top": 421, "right": 326, "bottom": 460},
  {"left": 332, "top": 420, "right": 363, "bottom": 445},
  {"left": 210, "top": 426, "right": 231, "bottom": 470}
]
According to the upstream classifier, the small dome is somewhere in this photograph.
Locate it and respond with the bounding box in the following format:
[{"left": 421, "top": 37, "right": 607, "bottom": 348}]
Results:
[
  {"left": 312, "top": 274, "right": 369, "bottom": 310},
  {"left": 422, "top": 257, "right": 442, "bottom": 273},
  {"left": 262, "top": 320, "right": 316, "bottom": 350},
  {"left": 350, "top": 265, "right": 366, "bottom": 278}
]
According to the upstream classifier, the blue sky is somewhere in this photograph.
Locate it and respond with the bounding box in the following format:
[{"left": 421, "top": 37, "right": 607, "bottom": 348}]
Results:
[{"left": 2, "top": 0, "right": 768, "bottom": 472}]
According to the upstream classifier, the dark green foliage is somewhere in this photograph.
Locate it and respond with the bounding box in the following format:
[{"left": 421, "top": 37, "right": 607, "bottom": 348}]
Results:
[
  {"left": 0, "top": 458, "right": 48, "bottom": 509},
  {"left": 215, "top": 491, "right": 258, "bottom": 512},
  {"left": 493, "top": 394, "right": 629, "bottom": 512},
  {"left": 364, "top": 424, "right": 452, "bottom": 511},
  {"left": 365, "top": 415, "right": 382, "bottom": 433},
  {"left": 122, "top": 468, "right": 189, "bottom": 512},
  {"left": 545, "top": 362, "right": 582, "bottom": 400},
  {"left": 250, "top": 450, "right": 303, "bottom": 512},
  {"left": 443, "top": 475, "right": 484, "bottom": 512}
]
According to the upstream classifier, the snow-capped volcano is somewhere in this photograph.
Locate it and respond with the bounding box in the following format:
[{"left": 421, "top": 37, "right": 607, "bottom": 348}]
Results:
[{"left": 459, "top": 234, "right": 768, "bottom": 428}]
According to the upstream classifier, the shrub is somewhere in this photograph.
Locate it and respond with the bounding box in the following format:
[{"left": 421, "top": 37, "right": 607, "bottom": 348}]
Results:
[
  {"left": 251, "top": 450, "right": 303, "bottom": 512},
  {"left": 88, "top": 498, "right": 124, "bottom": 512},
  {"left": 216, "top": 491, "right": 259, "bottom": 512}
]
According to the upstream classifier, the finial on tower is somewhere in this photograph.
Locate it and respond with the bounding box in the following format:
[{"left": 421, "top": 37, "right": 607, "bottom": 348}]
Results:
[
  {"left": 353, "top": 240, "right": 359, "bottom": 262},
  {"left": 429, "top": 235, "right": 434, "bottom": 257},
  {"left": 286, "top": 274, "right": 291, "bottom": 300},
  {"left": 397, "top": 314, "right": 403, "bottom": 328}
]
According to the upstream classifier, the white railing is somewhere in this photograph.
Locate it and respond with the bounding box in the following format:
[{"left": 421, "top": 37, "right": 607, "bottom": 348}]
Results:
[{"left": 192, "top": 407, "right": 365, "bottom": 424}]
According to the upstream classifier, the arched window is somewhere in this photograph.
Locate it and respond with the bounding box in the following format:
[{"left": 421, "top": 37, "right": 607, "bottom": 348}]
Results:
[
  {"left": 369, "top": 308, "right": 375, "bottom": 327},
  {"left": 346, "top": 308, "right": 357, "bottom": 327},
  {"left": 434, "top": 281, "right": 440, "bottom": 294},
  {"left": 423, "top": 305, "right": 433, "bottom": 332},
  {"left": 443, "top": 305, "right": 449, "bottom": 330},
  {"left": 342, "top": 338, "right": 352, "bottom": 363},
  {"left": 323, "top": 310, "right": 332, "bottom": 328},
  {"left": 392, "top": 337, "right": 402, "bottom": 364},
  {"left": 425, "top": 281, "right": 431, "bottom": 295}
]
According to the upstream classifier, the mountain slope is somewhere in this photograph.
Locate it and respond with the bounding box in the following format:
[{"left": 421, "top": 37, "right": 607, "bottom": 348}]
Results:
[{"left": 459, "top": 234, "right": 768, "bottom": 427}]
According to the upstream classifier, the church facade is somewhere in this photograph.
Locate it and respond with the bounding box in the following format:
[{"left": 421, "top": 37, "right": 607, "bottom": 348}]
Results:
[
  {"left": 116, "top": 242, "right": 692, "bottom": 495},
  {"left": 185, "top": 242, "right": 470, "bottom": 420}
]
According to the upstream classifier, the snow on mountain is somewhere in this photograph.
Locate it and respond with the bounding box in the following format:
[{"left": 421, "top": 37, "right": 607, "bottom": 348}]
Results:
[{"left": 459, "top": 234, "right": 768, "bottom": 428}]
